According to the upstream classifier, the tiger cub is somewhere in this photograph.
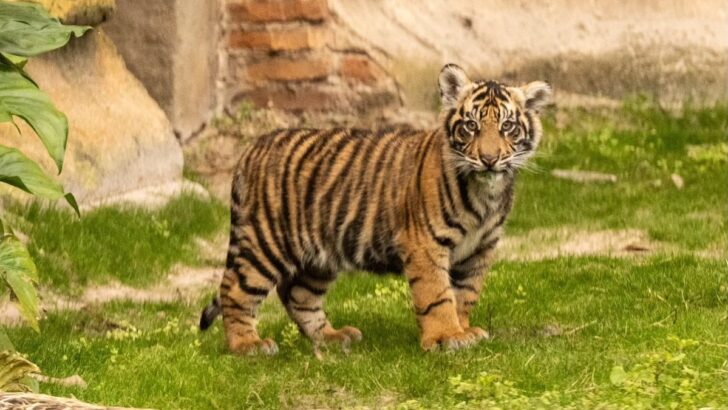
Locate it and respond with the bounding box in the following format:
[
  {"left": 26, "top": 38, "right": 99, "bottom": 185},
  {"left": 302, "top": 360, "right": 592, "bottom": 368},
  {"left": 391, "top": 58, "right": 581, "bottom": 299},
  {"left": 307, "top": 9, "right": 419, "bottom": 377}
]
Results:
[{"left": 199, "top": 64, "right": 551, "bottom": 354}]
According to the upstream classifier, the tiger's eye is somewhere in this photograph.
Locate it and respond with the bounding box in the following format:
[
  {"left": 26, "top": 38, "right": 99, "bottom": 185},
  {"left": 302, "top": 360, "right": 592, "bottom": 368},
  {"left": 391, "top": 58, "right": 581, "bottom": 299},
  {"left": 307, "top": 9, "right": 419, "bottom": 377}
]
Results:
[
  {"left": 464, "top": 120, "right": 478, "bottom": 132},
  {"left": 501, "top": 120, "right": 514, "bottom": 132}
]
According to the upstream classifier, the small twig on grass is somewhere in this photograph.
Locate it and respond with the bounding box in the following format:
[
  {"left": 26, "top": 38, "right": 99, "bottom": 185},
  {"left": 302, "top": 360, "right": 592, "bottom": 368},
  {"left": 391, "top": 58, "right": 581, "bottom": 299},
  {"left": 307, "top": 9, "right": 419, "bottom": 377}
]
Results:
[
  {"left": 650, "top": 310, "right": 676, "bottom": 327},
  {"left": 564, "top": 320, "right": 597, "bottom": 336},
  {"left": 32, "top": 374, "right": 87, "bottom": 389},
  {"left": 523, "top": 353, "right": 536, "bottom": 367}
]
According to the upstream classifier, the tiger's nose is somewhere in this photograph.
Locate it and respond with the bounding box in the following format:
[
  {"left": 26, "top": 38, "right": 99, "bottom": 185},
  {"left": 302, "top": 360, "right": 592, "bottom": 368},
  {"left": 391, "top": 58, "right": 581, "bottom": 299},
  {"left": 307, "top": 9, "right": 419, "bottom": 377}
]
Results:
[{"left": 480, "top": 154, "right": 498, "bottom": 167}]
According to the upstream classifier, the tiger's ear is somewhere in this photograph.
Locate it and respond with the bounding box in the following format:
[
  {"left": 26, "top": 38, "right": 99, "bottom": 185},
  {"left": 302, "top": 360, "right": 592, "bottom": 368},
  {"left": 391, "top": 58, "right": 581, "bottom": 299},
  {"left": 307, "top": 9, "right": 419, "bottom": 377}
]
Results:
[
  {"left": 522, "top": 81, "right": 552, "bottom": 111},
  {"left": 438, "top": 64, "right": 470, "bottom": 108}
]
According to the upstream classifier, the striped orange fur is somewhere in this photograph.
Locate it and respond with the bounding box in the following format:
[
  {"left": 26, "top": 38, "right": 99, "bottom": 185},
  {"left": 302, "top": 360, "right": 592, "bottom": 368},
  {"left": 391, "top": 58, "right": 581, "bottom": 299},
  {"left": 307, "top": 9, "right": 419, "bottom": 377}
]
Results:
[{"left": 199, "top": 64, "right": 551, "bottom": 353}]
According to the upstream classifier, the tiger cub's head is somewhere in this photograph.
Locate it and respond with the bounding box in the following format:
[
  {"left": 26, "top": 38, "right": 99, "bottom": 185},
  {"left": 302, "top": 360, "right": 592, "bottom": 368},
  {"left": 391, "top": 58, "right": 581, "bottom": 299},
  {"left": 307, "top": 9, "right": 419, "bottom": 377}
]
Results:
[{"left": 438, "top": 63, "right": 551, "bottom": 174}]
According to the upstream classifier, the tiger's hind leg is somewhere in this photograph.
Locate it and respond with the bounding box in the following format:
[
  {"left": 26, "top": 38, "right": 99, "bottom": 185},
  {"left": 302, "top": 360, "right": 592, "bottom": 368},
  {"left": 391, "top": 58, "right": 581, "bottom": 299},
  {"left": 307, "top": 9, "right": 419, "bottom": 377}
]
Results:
[
  {"left": 220, "top": 242, "right": 280, "bottom": 355},
  {"left": 277, "top": 268, "right": 362, "bottom": 350}
]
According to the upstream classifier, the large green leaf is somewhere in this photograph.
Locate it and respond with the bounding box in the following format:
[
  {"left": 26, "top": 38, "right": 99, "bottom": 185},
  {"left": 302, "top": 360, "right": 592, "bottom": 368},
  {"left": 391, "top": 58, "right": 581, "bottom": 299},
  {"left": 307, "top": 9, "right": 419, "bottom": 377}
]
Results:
[
  {"left": 0, "top": 233, "right": 39, "bottom": 331},
  {"left": 0, "top": 61, "right": 67, "bottom": 172},
  {"left": 0, "top": 145, "right": 79, "bottom": 214},
  {"left": 0, "top": 1, "right": 90, "bottom": 57}
]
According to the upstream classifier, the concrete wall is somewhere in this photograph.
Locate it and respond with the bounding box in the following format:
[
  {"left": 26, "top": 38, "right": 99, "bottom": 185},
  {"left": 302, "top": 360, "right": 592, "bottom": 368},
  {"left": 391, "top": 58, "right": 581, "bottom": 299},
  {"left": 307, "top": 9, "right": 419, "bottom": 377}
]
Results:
[{"left": 331, "top": 0, "right": 728, "bottom": 106}]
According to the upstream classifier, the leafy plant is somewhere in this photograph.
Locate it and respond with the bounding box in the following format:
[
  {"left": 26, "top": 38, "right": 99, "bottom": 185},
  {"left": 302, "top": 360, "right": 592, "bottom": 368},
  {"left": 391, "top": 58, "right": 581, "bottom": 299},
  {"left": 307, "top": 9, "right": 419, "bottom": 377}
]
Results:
[{"left": 0, "top": 0, "right": 89, "bottom": 391}]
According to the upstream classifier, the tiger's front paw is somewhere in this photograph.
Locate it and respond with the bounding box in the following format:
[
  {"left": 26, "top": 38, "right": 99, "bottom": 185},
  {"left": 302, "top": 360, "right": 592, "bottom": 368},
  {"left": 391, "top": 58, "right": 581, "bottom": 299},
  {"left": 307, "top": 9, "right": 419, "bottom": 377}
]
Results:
[
  {"left": 229, "top": 336, "right": 279, "bottom": 356},
  {"left": 322, "top": 325, "right": 363, "bottom": 346},
  {"left": 312, "top": 326, "right": 363, "bottom": 358},
  {"left": 463, "top": 326, "right": 490, "bottom": 342},
  {"left": 421, "top": 330, "right": 479, "bottom": 351}
]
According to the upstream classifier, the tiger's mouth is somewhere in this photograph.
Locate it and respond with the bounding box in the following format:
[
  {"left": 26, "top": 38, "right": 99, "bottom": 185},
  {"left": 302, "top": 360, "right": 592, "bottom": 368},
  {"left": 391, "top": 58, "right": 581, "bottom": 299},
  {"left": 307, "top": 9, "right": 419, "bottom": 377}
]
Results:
[
  {"left": 473, "top": 169, "right": 507, "bottom": 184},
  {"left": 472, "top": 164, "right": 509, "bottom": 175}
]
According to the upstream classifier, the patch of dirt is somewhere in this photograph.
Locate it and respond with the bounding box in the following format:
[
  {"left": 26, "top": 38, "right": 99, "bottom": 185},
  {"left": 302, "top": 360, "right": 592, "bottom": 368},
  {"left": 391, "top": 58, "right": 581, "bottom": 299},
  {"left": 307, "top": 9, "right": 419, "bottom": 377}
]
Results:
[
  {"left": 0, "top": 266, "right": 221, "bottom": 327},
  {"left": 500, "top": 227, "right": 665, "bottom": 261},
  {"left": 284, "top": 387, "right": 400, "bottom": 410},
  {"left": 551, "top": 169, "right": 617, "bottom": 183},
  {"left": 496, "top": 321, "right": 597, "bottom": 339},
  {"left": 194, "top": 233, "right": 228, "bottom": 264}
]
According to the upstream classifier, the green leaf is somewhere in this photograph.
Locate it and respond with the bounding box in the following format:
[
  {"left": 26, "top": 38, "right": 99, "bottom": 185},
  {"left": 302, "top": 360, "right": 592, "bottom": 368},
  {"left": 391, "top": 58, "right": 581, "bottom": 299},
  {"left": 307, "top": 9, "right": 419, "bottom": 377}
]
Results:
[
  {"left": 1, "top": 52, "right": 27, "bottom": 68},
  {"left": 64, "top": 192, "right": 79, "bottom": 216},
  {"left": 609, "top": 365, "right": 627, "bottom": 386},
  {"left": 0, "top": 328, "right": 14, "bottom": 351},
  {"left": 0, "top": 234, "right": 39, "bottom": 331},
  {"left": 0, "top": 1, "right": 90, "bottom": 57},
  {"left": 0, "top": 145, "right": 79, "bottom": 215},
  {"left": 0, "top": 62, "right": 67, "bottom": 172},
  {"left": 0, "top": 351, "right": 41, "bottom": 392}
]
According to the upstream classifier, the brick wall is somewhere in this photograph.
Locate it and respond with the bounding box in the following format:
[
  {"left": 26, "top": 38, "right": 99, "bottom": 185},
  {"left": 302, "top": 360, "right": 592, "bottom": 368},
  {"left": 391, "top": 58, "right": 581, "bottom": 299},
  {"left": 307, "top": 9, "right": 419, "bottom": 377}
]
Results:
[{"left": 222, "top": 0, "right": 399, "bottom": 113}]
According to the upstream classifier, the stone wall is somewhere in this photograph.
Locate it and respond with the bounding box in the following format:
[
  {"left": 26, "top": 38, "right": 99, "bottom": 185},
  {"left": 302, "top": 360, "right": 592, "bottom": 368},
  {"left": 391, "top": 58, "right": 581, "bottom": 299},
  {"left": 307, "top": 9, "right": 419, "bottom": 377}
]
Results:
[{"left": 221, "top": 0, "right": 400, "bottom": 114}]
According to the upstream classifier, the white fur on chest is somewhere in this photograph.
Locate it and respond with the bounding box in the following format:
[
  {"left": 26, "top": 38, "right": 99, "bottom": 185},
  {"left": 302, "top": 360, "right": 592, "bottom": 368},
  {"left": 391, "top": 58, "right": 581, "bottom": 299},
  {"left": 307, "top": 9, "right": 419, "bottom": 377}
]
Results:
[{"left": 451, "top": 173, "right": 508, "bottom": 264}]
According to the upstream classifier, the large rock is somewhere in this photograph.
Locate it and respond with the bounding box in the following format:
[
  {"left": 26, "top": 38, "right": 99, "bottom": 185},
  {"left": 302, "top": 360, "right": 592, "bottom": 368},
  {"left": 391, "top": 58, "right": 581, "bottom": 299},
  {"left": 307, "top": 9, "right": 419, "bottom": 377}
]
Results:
[{"left": 0, "top": 29, "right": 184, "bottom": 206}]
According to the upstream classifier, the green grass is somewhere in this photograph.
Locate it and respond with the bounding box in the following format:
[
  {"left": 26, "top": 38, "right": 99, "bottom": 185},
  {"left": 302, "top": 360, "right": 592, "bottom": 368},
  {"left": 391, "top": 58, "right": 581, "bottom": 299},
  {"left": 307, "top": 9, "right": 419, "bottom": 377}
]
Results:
[
  {"left": 6, "top": 193, "right": 227, "bottom": 292},
  {"left": 510, "top": 98, "right": 727, "bottom": 251},
  {"left": 8, "top": 257, "right": 726, "bottom": 408},
  {"left": 4, "top": 100, "right": 728, "bottom": 409}
]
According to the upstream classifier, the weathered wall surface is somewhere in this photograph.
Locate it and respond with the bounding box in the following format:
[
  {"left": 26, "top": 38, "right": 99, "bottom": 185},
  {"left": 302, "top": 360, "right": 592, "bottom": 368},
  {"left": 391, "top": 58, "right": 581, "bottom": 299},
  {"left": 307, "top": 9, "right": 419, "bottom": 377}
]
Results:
[
  {"left": 103, "top": 0, "right": 400, "bottom": 135},
  {"left": 59, "top": 0, "right": 725, "bottom": 146},
  {"left": 1, "top": 29, "right": 183, "bottom": 205},
  {"left": 331, "top": 0, "right": 728, "bottom": 106},
  {"left": 104, "top": 0, "right": 220, "bottom": 140},
  {"left": 221, "top": 0, "right": 400, "bottom": 113}
]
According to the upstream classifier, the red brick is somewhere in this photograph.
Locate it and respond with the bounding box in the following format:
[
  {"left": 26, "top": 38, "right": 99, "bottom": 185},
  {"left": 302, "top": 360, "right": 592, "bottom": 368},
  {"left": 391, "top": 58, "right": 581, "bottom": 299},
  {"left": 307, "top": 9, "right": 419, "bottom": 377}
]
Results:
[
  {"left": 340, "top": 55, "right": 384, "bottom": 84},
  {"left": 242, "top": 86, "right": 340, "bottom": 110},
  {"left": 228, "top": 0, "right": 329, "bottom": 23},
  {"left": 229, "top": 26, "right": 329, "bottom": 50},
  {"left": 246, "top": 55, "right": 332, "bottom": 81}
]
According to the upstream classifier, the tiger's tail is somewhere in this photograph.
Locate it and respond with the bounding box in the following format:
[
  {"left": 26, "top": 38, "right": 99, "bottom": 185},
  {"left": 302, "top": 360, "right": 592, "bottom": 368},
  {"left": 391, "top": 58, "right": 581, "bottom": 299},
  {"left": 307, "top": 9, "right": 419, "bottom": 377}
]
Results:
[{"left": 199, "top": 296, "right": 221, "bottom": 330}]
